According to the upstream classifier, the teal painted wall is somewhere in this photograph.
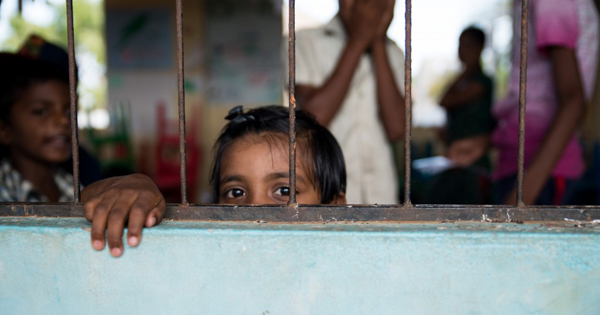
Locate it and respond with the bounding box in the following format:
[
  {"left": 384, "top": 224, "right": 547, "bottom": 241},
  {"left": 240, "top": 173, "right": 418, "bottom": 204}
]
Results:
[{"left": 1, "top": 217, "right": 600, "bottom": 314}]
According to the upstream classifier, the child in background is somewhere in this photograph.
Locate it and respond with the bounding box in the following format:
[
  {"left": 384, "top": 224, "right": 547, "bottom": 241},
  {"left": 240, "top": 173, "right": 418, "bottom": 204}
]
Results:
[
  {"left": 18, "top": 34, "right": 103, "bottom": 186},
  {"left": 425, "top": 27, "right": 494, "bottom": 204},
  {"left": 0, "top": 54, "right": 74, "bottom": 202},
  {"left": 85, "top": 105, "right": 347, "bottom": 257}
]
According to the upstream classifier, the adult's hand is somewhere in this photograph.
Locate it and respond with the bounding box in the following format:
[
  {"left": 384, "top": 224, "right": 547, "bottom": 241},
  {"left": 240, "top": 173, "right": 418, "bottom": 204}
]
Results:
[
  {"left": 82, "top": 174, "right": 166, "bottom": 257},
  {"left": 374, "top": 0, "right": 395, "bottom": 43},
  {"left": 347, "top": 0, "right": 388, "bottom": 49},
  {"left": 446, "top": 134, "right": 490, "bottom": 167}
]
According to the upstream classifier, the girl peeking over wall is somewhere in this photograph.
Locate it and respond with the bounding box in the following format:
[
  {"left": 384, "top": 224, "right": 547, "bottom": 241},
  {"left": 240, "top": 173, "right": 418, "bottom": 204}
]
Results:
[{"left": 83, "top": 105, "right": 347, "bottom": 257}]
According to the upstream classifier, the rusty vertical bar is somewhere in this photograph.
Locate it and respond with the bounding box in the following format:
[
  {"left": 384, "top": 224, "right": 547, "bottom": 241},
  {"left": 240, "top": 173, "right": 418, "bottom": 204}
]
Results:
[
  {"left": 176, "top": 0, "right": 188, "bottom": 204},
  {"left": 66, "top": 0, "right": 80, "bottom": 203},
  {"left": 516, "top": 0, "right": 529, "bottom": 206},
  {"left": 287, "top": 0, "right": 297, "bottom": 206},
  {"left": 403, "top": 0, "right": 412, "bottom": 206}
]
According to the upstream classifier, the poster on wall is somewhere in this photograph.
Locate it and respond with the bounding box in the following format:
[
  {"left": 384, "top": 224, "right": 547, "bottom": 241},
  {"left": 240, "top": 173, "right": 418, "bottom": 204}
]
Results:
[
  {"left": 207, "top": 0, "right": 282, "bottom": 106},
  {"left": 106, "top": 9, "right": 174, "bottom": 70}
]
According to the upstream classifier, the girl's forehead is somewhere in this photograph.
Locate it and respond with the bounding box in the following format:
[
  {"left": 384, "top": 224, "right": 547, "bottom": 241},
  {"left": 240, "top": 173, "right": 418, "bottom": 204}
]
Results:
[
  {"left": 222, "top": 134, "right": 314, "bottom": 177},
  {"left": 225, "top": 134, "right": 289, "bottom": 162}
]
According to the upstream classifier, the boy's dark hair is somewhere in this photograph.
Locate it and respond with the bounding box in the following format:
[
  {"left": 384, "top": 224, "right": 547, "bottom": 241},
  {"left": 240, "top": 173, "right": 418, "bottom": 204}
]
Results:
[
  {"left": 210, "top": 105, "right": 346, "bottom": 204},
  {"left": 18, "top": 35, "right": 74, "bottom": 77},
  {"left": 0, "top": 53, "right": 70, "bottom": 123},
  {"left": 461, "top": 26, "right": 486, "bottom": 46}
]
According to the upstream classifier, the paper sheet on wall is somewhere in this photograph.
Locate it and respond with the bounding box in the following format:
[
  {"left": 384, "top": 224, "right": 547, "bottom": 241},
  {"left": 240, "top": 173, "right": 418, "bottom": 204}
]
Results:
[
  {"left": 207, "top": 0, "right": 282, "bottom": 106},
  {"left": 106, "top": 9, "right": 174, "bottom": 70}
]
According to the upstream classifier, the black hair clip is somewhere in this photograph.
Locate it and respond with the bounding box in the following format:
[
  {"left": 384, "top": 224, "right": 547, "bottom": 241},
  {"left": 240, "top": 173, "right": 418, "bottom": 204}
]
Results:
[{"left": 225, "top": 105, "right": 255, "bottom": 126}]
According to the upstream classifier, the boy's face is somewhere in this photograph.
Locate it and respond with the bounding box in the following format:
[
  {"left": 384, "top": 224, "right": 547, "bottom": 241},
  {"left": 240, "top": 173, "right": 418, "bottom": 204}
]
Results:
[
  {"left": 218, "top": 135, "right": 322, "bottom": 205},
  {"left": 0, "top": 80, "right": 71, "bottom": 165}
]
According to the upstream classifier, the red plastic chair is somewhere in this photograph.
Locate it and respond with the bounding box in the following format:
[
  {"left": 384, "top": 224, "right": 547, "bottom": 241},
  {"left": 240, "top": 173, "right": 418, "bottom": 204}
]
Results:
[{"left": 153, "top": 101, "right": 201, "bottom": 203}]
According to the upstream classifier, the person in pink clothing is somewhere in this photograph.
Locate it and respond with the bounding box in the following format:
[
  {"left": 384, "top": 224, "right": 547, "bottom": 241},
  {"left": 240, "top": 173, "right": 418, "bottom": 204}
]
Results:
[{"left": 447, "top": 0, "right": 599, "bottom": 205}]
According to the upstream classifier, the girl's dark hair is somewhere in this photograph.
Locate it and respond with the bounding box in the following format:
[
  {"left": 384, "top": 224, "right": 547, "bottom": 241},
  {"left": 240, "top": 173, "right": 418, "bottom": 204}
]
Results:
[
  {"left": 0, "top": 53, "right": 70, "bottom": 123},
  {"left": 210, "top": 105, "right": 346, "bottom": 204}
]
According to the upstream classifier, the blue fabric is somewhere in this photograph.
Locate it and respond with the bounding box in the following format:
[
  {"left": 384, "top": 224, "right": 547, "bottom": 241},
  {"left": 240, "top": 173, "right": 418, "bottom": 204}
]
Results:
[{"left": 493, "top": 175, "right": 578, "bottom": 205}]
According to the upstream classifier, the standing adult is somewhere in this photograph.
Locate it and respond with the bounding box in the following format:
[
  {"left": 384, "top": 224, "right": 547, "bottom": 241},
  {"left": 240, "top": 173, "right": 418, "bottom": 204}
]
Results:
[
  {"left": 424, "top": 27, "right": 494, "bottom": 205},
  {"left": 289, "top": 0, "right": 405, "bottom": 204}
]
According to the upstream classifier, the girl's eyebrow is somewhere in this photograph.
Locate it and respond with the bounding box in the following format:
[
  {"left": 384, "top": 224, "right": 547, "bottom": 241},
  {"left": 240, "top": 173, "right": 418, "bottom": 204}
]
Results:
[
  {"left": 220, "top": 175, "right": 244, "bottom": 184},
  {"left": 265, "top": 172, "right": 307, "bottom": 184}
]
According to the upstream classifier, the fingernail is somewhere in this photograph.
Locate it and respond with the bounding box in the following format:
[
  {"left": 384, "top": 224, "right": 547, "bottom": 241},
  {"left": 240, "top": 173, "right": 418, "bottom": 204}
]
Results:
[
  {"left": 128, "top": 236, "right": 139, "bottom": 247},
  {"left": 146, "top": 216, "right": 156, "bottom": 227},
  {"left": 92, "top": 240, "right": 104, "bottom": 250},
  {"left": 110, "top": 247, "right": 123, "bottom": 257}
]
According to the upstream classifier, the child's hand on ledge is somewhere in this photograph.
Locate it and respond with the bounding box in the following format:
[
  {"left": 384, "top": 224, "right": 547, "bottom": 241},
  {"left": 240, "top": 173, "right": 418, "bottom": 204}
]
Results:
[{"left": 81, "top": 174, "right": 166, "bottom": 258}]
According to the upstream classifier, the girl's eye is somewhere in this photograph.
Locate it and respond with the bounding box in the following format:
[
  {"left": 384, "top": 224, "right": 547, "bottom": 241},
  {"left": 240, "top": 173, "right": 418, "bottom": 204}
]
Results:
[
  {"left": 225, "top": 188, "right": 245, "bottom": 199},
  {"left": 274, "top": 187, "right": 291, "bottom": 196}
]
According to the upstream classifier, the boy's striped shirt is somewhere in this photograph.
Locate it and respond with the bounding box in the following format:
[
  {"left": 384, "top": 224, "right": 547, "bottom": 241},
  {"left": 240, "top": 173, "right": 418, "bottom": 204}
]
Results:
[{"left": 0, "top": 159, "right": 75, "bottom": 202}]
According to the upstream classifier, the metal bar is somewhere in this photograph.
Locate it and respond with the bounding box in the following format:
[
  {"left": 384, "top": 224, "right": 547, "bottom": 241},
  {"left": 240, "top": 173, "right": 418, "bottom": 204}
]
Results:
[
  {"left": 287, "top": 0, "right": 297, "bottom": 206},
  {"left": 176, "top": 0, "right": 188, "bottom": 204},
  {"left": 66, "top": 0, "right": 80, "bottom": 203},
  {"left": 2, "top": 203, "right": 600, "bottom": 223},
  {"left": 516, "top": 0, "right": 529, "bottom": 207},
  {"left": 403, "top": 0, "right": 413, "bottom": 206}
]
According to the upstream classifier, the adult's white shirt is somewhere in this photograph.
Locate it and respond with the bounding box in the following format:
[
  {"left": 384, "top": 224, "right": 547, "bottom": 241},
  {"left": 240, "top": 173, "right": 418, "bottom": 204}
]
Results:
[{"left": 283, "top": 16, "right": 406, "bottom": 204}]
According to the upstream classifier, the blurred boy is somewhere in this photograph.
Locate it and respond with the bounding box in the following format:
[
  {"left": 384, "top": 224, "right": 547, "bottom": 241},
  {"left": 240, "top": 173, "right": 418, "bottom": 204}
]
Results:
[
  {"left": 0, "top": 54, "right": 73, "bottom": 201},
  {"left": 18, "top": 34, "right": 103, "bottom": 186}
]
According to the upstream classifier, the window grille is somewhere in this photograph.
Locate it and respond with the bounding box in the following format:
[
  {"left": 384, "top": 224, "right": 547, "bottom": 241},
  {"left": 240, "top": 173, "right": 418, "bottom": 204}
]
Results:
[{"left": 2, "top": 0, "right": 600, "bottom": 223}]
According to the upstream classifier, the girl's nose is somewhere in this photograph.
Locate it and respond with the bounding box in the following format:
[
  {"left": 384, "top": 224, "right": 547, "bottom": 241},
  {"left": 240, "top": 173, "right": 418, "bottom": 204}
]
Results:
[{"left": 246, "top": 193, "right": 276, "bottom": 205}]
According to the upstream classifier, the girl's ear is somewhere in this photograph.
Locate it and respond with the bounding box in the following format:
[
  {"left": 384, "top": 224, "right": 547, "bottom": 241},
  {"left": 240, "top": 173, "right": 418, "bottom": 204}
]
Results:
[
  {"left": 329, "top": 192, "right": 347, "bottom": 205},
  {"left": 0, "top": 121, "right": 11, "bottom": 145}
]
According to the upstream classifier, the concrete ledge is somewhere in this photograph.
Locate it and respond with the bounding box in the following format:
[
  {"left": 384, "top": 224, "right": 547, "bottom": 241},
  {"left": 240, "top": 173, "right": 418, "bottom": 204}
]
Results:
[{"left": 1, "top": 217, "right": 600, "bottom": 314}]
